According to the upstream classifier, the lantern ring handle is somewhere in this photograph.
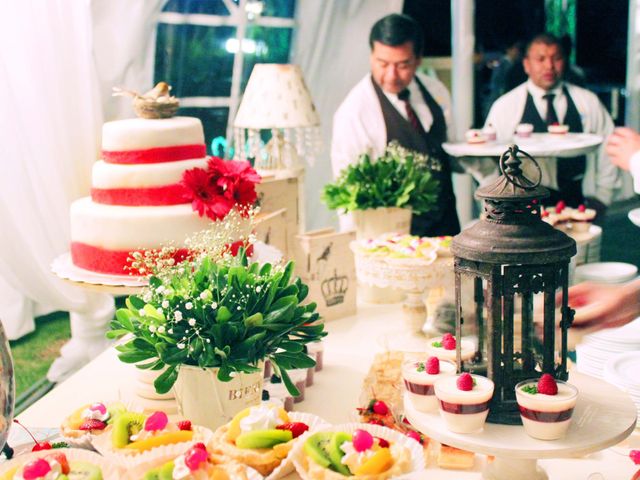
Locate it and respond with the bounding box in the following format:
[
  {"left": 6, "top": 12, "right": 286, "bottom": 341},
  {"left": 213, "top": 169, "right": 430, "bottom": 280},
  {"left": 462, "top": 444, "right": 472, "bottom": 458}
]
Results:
[{"left": 499, "top": 145, "right": 542, "bottom": 190}]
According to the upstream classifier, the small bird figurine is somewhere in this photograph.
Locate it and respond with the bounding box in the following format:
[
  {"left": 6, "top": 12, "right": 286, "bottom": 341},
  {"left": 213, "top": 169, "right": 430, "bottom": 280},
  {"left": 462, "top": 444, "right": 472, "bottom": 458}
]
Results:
[
  {"left": 112, "top": 81, "right": 179, "bottom": 119},
  {"left": 142, "top": 81, "right": 171, "bottom": 100}
]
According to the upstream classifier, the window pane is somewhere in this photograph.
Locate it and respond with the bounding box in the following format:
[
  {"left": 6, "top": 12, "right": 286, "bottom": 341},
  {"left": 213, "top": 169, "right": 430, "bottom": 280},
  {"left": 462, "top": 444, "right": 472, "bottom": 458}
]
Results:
[
  {"left": 155, "top": 24, "right": 236, "bottom": 97},
  {"left": 241, "top": 26, "right": 293, "bottom": 89},
  {"left": 178, "top": 107, "right": 230, "bottom": 156},
  {"left": 261, "top": 0, "right": 296, "bottom": 18},
  {"left": 163, "top": 0, "right": 233, "bottom": 15}
]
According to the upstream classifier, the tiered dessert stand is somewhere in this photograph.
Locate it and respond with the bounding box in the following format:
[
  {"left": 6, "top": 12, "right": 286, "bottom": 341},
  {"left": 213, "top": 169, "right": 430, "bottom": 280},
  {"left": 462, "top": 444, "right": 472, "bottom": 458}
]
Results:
[
  {"left": 405, "top": 372, "right": 637, "bottom": 480},
  {"left": 352, "top": 246, "right": 453, "bottom": 336}
]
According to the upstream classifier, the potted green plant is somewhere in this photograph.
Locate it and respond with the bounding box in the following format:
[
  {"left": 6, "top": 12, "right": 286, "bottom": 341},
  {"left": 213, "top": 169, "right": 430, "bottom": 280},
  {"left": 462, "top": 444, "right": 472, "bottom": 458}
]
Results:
[
  {"left": 322, "top": 142, "right": 440, "bottom": 240},
  {"left": 107, "top": 250, "right": 325, "bottom": 429}
]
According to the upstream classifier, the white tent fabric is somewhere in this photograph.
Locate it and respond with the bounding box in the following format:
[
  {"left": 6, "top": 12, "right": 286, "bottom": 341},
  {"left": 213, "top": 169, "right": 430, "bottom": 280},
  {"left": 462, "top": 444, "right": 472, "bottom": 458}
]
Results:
[
  {"left": 0, "top": 0, "right": 165, "bottom": 382},
  {"left": 292, "top": 0, "right": 403, "bottom": 231}
]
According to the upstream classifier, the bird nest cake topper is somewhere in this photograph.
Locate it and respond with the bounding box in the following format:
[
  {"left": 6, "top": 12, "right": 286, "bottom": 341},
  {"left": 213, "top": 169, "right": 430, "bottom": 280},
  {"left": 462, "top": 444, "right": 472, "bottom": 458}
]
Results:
[{"left": 113, "top": 81, "right": 179, "bottom": 119}]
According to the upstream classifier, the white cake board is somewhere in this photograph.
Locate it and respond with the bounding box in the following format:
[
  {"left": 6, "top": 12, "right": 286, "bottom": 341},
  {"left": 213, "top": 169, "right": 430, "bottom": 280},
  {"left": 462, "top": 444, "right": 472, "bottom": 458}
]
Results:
[
  {"left": 405, "top": 372, "right": 637, "bottom": 480},
  {"left": 51, "top": 252, "right": 148, "bottom": 294}
]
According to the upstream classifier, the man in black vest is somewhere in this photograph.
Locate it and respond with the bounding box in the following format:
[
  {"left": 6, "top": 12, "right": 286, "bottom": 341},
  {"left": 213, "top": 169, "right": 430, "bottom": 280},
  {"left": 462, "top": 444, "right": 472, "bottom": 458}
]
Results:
[
  {"left": 331, "top": 14, "right": 460, "bottom": 237},
  {"left": 485, "top": 33, "right": 619, "bottom": 210}
]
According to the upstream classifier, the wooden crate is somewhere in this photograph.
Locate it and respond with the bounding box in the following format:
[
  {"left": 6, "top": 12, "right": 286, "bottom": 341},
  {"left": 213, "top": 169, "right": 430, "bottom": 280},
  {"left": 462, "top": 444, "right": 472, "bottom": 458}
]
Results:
[
  {"left": 253, "top": 208, "right": 287, "bottom": 258},
  {"left": 295, "top": 228, "right": 357, "bottom": 321},
  {"left": 255, "top": 169, "right": 304, "bottom": 260}
]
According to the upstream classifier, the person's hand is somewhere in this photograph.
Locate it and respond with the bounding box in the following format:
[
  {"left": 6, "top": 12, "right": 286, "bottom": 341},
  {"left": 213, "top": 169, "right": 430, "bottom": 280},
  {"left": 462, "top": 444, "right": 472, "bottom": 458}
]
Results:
[
  {"left": 606, "top": 127, "right": 640, "bottom": 171},
  {"left": 566, "top": 279, "right": 640, "bottom": 330}
]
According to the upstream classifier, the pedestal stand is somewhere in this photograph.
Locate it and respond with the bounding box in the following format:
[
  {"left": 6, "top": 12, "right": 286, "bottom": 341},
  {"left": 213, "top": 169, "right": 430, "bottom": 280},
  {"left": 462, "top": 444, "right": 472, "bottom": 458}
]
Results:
[{"left": 405, "top": 372, "right": 637, "bottom": 480}]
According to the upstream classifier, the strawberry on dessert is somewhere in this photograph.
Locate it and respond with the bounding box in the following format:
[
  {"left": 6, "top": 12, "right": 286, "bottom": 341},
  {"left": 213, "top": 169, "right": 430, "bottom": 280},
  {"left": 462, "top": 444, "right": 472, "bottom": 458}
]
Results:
[
  {"left": 426, "top": 334, "right": 475, "bottom": 363},
  {"left": 402, "top": 357, "right": 455, "bottom": 412},
  {"left": 61, "top": 401, "right": 128, "bottom": 440},
  {"left": 515, "top": 374, "right": 578, "bottom": 440},
  {"left": 434, "top": 373, "right": 494, "bottom": 434},
  {"left": 357, "top": 399, "right": 396, "bottom": 429}
]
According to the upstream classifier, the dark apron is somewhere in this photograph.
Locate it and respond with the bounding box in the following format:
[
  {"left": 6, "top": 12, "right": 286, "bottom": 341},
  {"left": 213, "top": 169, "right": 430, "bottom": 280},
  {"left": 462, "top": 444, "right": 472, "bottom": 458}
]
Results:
[
  {"left": 372, "top": 77, "right": 460, "bottom": 236},
  {"left": 520, "top": 85, "right": 586, "bottom": 207}
]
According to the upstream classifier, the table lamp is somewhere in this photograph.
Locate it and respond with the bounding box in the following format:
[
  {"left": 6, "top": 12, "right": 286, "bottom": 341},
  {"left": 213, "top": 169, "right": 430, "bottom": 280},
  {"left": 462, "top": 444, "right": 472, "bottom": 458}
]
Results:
[{"left": 233, "top": 64, "right": 320, "bottom": 172}]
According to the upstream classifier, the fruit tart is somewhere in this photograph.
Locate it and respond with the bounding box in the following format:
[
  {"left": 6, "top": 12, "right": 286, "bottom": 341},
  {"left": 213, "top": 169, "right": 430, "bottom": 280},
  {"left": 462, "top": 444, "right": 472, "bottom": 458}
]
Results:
[
  {"left": 0, "top": 450, "right": 107, "bottom": 480},
  {"left": 61, "top": 401, "right": 128, "bottom": 446},
  {"left": 294, "top": 426, "right": 418, "bottom": 480},
  {"left": 140, "top": 443, "right": 252, "bottom": 480},
  {"left": 209, "top": 403, "right": 313, "bottom": 477}
]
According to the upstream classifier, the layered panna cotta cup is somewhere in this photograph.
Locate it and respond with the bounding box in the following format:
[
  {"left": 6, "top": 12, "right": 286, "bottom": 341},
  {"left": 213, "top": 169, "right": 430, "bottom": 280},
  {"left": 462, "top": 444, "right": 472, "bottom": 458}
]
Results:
[
  {"left": 402, "top": 359, "right": 456, "bottom": 412},
  {"left": 515, "top": 379, "right": 578, "bottom": 440},
  {"left": 434, "top": 374, "right": 494, "bottom": 433},
  {"left": 515, "top": 123, "right": 534, "bottom": 138},
  {"left": 426, "top": 335, "right": 476, "bottom": 363}
]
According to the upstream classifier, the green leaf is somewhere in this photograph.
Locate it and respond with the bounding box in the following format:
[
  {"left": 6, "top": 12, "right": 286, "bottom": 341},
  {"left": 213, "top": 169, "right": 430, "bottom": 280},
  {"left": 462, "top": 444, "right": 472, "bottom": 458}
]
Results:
[
  {"left": 127, "top": 295, "right": 145, "bottom": 310},
  {"left": 277, "top": 340, "right": 304, "bottom": 353},
  {"left": 154, "top": 365, "right": 178, "bottom": 394},
  {"left": 115, "top": 309, "right": 135, "bottom": 331},
  {"left": 216, "top": 306, "right": 232, "bottom": 323},
  {"left": 244, "top": 312, "right": 263, "bottom": 327},
  {"left": 117, "top": 350, "right": 155, "bottom": 364},
  {"left": 106, "top": 329, "right": 129, "bottom": 339},
  {"left": 157, "top": 343, "right": 189, "bottom": 364}
]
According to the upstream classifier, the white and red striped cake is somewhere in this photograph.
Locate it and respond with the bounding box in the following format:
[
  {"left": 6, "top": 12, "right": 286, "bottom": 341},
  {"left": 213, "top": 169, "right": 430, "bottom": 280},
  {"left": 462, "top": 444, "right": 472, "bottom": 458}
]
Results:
[{"left": 70, "top": 116, "right": 212, "bottom": 275}]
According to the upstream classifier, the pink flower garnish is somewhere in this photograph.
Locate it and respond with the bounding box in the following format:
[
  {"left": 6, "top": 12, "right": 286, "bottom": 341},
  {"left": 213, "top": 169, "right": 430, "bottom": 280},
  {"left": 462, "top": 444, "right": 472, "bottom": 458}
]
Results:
[{"left": 144, "top": 411, "right": 169, "bottom": 432}]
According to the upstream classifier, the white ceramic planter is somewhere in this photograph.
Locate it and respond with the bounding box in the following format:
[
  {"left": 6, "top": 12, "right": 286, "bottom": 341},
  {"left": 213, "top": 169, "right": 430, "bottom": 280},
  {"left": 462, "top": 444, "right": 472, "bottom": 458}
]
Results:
[
  {"left": 351, "top": 207, "right": 412, "bottom": 240},
  {"left": 173, "top": 364, "right": 263, "bottom": 430}
]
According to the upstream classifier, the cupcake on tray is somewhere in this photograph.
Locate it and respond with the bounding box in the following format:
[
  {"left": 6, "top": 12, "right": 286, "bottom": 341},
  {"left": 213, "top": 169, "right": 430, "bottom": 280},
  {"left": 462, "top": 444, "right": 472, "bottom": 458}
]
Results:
[
  {"left": 60, "top": 401, "right": 129, "bottom": 449},
  {"left": 0, "top": 449, "right": 117, "bottom": 480},
  {"left": 482, "top": 124, "right": 497, "bottom": 142},
  {"left": 515, "top": 123, "right": 534, "bottom": 138},
  {"left": 208, "top": 403, "right": 325, "bottom": 478},
  {"left": 465, "top": 129, "right": 486, "bottom": 144},
  {"left": 547, "top": 122, "right": 569, "bottom": 134},
  {"left": 292, "top": 423, "right": 424, "bottom": 480}
]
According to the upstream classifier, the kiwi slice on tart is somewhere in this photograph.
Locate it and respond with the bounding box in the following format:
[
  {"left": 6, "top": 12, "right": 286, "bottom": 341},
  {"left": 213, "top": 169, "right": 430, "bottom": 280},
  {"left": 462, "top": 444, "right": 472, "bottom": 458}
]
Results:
[
  {"left": 235, "top": 429, "right": 293, "bottom": 449},
  {"left": 328, "top": 432, "right": 352, "bottom": 475},
  {"left": 111, "top": 412, "right": 146, "bottom": 448},
  {"left": 304, "top": 432, "right": 333, "bottom": 469}
]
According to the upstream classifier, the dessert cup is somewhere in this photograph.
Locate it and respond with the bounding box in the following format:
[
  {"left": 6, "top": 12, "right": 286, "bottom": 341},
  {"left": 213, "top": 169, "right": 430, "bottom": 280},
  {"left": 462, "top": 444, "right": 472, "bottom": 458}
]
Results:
[
  {"left": 515, "top": 123, "right": 534, "bottom": 138},
  {"left": 465, "top": 129, "right": 486, "bottom": 144},
  {"left": 434, "top": 374, "right": 494, "bottom": 434},
  {"left": 426, "top": 336, "right": 475, "bottom": 363},
  {"left": 402, "top": 360, "right": 455, "bottom": 412},
  {"left": 548, "top": 124, "right": 569, "bottom": 134},
  {"left": 515, "top": 379, "right": 578, "bottom": 440}
]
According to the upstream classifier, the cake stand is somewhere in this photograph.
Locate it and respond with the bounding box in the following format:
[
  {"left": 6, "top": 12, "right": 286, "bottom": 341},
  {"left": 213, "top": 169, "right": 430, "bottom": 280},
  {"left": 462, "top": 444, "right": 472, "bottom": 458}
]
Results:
[
  {"left": 51, "top": 252, "right": 149, "bottom": 295},
  {"left": 405, "top": 372, "right": 637, "bottom": 480},
  {"left": 352, "top": 248, "right": 454, "bottom": 335}
]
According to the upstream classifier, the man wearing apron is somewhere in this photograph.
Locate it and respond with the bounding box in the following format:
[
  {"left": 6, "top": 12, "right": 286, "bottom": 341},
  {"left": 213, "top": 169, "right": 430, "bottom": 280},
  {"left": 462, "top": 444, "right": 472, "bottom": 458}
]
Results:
[
  {"left": 332, "top": 14, "right": 460, "bottom": 236},
  {"left": 484, "top": 33, "right": 620, "bottom": 209}
]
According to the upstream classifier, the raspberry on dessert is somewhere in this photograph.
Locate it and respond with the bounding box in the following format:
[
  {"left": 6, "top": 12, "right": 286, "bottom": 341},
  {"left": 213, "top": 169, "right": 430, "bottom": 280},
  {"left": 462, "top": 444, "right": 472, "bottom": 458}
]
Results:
[
  {"left": 578, "top": 204, "right": 586, "bottom": 212},
  {"left": 372, "top": 400, "right": 389, "bottom": 415},
  {"left": 177, "top": 420, "right": 192, "bottom": 431},
  {"left": 541, "top": 210, "right": 549, "bottom": 218},
  {"left": 457, "top": 373, "right": 473, "bottom": 391},
  {"left": 426, "top": 356, "right": 440, "bottom": 374},
  {"left": 442, "top": 335, "right": 456, "bottom": 351},
  {"left": 630, "top": 449, "right": 640, "bottom": 465},
  {"left": 555, "top": 200, "right": 566, "bottom": 213},
  {"left": 405, "top": 430, "right": 423, "bottom": 445},
  {"left": 367, "top": 418, "right": 384, "bottom": 426},
  {"left": 79, "top": 419, "right": 107, "bottom": 431},
  {"left": 537, "top": 373, "right": 558, "bottom": 395},
  {"left": 442, "top": 333, "right": 454, "bottom": 340},
  {"left": 376, "top": 437, "right": 390, "bottom": 448}
]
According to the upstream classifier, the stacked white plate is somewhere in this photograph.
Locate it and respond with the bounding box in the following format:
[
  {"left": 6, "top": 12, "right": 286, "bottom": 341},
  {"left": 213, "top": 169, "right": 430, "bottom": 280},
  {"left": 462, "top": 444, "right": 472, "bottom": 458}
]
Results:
[
  {"left": 604, "top": 351, "right": 640, "bottom": 420},
  {"left": 575, "top": 318, "right": 640, "bottom": 379}
]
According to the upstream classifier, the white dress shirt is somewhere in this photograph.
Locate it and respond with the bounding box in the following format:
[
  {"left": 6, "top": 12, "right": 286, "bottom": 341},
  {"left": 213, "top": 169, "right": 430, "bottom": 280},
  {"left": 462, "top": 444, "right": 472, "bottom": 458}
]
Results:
[
  {"left": 629, "top": 151, "right": 640, "bottom": 193},
  {"left": 484, "top": 80, "right": 620, "bottom": 205},
  {"left": 331, "top": 72, "right": 452, "bottom": 230}
]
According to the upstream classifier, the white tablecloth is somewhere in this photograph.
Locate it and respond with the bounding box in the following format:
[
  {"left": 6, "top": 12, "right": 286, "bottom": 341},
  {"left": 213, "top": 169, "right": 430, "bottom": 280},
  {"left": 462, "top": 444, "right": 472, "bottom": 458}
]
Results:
[{"left": 17, "top": 302, "right": 639, "bottom": 479}]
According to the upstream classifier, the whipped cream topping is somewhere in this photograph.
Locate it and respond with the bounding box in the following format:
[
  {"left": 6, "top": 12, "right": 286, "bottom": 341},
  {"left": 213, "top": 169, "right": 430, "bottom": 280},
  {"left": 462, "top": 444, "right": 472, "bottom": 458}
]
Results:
[
  {"left": 171, "top": 455, "right": 191, "bottom": 480},
  {"left": 239, "top": 405, "right": 283, "bottom": 433},
  {"left": 82, "top": 406, "right": 109, "bottom": 422},
  {"left": 340, "top": 441, "right": 376, "bottom": 473}
]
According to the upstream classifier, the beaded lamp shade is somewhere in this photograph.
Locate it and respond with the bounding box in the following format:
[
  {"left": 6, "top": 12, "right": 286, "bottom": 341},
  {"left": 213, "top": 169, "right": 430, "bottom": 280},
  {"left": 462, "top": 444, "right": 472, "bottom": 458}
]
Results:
[
  {"left": 451, "top": 145, "right": 577, "bottom": 424},
  {"left": 233, "top": 64, "right": 321, "bottom": 170}
]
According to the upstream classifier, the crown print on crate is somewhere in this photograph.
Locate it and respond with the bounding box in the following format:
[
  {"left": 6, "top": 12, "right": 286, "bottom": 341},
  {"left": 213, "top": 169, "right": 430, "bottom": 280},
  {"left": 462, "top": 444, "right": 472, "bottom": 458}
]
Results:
[{"left": 321, "top": 269, "right": 349, "bottom": 307}]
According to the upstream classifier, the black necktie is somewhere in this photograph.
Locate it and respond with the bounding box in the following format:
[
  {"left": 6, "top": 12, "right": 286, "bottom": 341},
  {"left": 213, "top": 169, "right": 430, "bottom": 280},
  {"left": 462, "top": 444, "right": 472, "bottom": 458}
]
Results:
[
  {"left": 398, "top": 89, "right": 423, "bottom": 132},
  {"left": 543, "top": 93, "right": 559, "bottom": 125}
]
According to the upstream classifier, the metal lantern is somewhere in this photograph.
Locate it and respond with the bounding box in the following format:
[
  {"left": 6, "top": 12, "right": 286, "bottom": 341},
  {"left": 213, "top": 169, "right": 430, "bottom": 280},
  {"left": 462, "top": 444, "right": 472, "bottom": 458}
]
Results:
[{"left": 451, "top": 145, "right": 576, "bottom": 424}]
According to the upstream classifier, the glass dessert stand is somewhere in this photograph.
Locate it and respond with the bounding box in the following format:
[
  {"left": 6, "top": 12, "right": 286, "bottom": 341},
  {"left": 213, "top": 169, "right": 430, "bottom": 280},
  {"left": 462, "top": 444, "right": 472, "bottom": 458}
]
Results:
[
  {"left": 404, "top": 372, "right": 637, "bottom": 480},
  {"left": 352, "top": 247, "right": 454, "bottom": 335}
]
